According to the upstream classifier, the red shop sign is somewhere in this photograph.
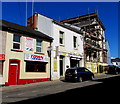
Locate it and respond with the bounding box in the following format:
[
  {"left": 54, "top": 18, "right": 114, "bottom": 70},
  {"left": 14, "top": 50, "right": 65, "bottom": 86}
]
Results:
[{"left": 0, "top": 54, "right": 5, "bottom": 60}]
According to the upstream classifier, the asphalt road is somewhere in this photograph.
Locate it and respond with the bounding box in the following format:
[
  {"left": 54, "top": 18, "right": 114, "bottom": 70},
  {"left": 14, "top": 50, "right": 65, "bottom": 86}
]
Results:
[{"left": 1, "top": 74, "right": 120, "bottom": 104}]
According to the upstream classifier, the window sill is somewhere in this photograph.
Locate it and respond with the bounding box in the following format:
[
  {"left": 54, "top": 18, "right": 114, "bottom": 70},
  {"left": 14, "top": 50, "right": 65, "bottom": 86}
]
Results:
[
  {"left": 11, "top": 49, "right": 23, "bottom": 52},
  {"left": 34, "top": 52, "right": 45, "bottom": 55},
  {"left": 60, "top": 44, "right": 65, "bottom": 47},
  {"left": 26, "top": 72, "right": 46, "bottom": 73},
  {"left": 74, "top": 48, "right": 78, "bottom": 50}
]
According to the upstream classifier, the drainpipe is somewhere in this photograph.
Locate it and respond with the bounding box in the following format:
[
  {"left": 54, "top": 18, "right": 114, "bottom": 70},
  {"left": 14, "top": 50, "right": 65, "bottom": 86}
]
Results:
[
  {"left": 83, "top": 31, "right": 86, "bottom": 67},
  {"left": 49, "top": 41, "right": 52, "bottom": 81},
  {"left": 47, "top": 40, "right": 52, "bottom": 81}
]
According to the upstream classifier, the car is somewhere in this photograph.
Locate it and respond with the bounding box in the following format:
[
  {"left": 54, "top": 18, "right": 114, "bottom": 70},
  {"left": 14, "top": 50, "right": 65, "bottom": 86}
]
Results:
[
  {"left": 65, "top": 67, "right": 94, "bottom": 82},
  {"left": 107, "top": 65, "right": 120, "bottom": 74}
]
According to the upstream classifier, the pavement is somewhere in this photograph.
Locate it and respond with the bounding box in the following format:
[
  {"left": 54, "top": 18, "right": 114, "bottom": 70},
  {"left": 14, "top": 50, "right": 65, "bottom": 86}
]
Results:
[
  {"left": 0, "top": 73, "right": 106, "bottom": 91},
  {"left": 1, "top": 73, "right": 120, "bottom": 104}
]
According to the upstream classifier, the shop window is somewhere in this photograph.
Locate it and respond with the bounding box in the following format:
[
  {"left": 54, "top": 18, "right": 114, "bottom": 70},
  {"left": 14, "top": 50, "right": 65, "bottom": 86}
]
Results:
[
  {"left": 13, "top": 34, "right": 21, "bottom": 49},
  {"left": 36, "top": 40, "right": 42, "bottom": 52},
  {"left": 93, "top": 52, "right": 97, "bottom": 58},
  {"left": 0, "top": 61, "right": 3, "bottom": 76},
  {"left": 26, "top": 61, "right": 46, "bottom": 72},
  {"left": 59, "top": 31, "right": 64, "bottom": 45},
  {"left": 73, "top": 36, "right": 77, "bottom": 49}
]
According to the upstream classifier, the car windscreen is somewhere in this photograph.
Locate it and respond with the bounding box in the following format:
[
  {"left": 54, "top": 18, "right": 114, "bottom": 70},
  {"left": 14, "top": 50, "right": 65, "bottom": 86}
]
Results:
[
  {"left": 66, "top": 69, "right": 75, "bottom": 74},
  {"left": 78, "top": 68, "right": 90, "bottom": 72}
]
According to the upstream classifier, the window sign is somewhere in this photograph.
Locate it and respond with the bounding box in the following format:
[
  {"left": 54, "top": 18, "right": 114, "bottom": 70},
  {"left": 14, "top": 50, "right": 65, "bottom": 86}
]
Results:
[
  {"left": 24, "top": 53, "right": 49, "bottom": 62},
  {"left": 25, "top": 37, "right": 34, "bottom": 51}
]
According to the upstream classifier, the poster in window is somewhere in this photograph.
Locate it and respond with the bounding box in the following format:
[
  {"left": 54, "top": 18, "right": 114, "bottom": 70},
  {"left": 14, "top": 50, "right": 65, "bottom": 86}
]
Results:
[
  {"left": 54, "top": 57, "right": 57, "bottom": 72},
  {"left": 25, "top": 37, "right": 34, "bottom": 51}
]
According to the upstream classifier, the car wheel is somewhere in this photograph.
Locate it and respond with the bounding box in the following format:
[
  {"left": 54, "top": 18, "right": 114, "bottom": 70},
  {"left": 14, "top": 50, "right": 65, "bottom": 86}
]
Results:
[
  {"left": 116, "top": 71, "right": 119, "bottom": 75},
  {"left": 91, "top": 75, "right": 94, "bottom": 80},
  {"left": 79, "top": 77, "right": 83, "bottom": 82}
]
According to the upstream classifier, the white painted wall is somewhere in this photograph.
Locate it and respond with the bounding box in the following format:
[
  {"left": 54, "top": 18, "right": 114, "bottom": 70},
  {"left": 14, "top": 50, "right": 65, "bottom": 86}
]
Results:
[
  {"left": 37, "top": 14, "right": 84, "bottom": 80},
  {"left": 37, "top": 14, "right": 53, "bottom": 37},
  {"left": 51, "top": 23, "right": 84, "bottom": 80},
  {"left": 52, "top": 23, "right": 83, "bottom": 57}
]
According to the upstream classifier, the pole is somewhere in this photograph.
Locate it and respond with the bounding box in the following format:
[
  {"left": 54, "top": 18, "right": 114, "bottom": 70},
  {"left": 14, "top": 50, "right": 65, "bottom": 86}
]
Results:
[
  {"left": 32, "top": 0, "right": 34, "bottom": 24},
  {"left": 26, "top": 0, "right": 27, "bottom": 26}
]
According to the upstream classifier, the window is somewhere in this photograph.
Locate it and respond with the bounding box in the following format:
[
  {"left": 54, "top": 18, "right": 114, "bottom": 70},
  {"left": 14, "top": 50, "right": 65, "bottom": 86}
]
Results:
[
  {"left": 13, "top": 34, "right": 21, "bottom": 49},
  {"left": 0, "top": 61, "right": 3, "bottom": 76},
  {"left": 84, "top": 68, "right": 90, "bottom": 72},
  {"left": 26, "top": 61, "right": 47, "bottom": 72},
  {"left": 36, "top": 40, "right": 42, "bottom": 52},
  {"left": 59, "top": 31, "right": 64, "bottom": 45},
  {"left": 73, "top": 36, "right": 77, "bottom": 48},
  {"left": 78, "top": 68, "right": 89, "bottom": 72}
]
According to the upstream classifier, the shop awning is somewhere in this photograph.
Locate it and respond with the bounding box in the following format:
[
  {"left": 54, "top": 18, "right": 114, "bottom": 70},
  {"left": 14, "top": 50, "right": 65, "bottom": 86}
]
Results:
[
  {"left": 102, "top": 63, "right": 108, "bottom": 66},
  {"left": 98, "top": 63, "right": 108, "bottom": 66},
  {"left": 70, "top": 54, "right": 82, "bottom": 58},
  {"left": 70, "top": 57, "right": 81, "bottom": 60}
]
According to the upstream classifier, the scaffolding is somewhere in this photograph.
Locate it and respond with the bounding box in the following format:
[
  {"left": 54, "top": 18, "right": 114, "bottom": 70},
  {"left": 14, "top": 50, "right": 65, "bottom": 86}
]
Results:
[{"left": 61, "top": 12, "right": 107, "bottom": 73}]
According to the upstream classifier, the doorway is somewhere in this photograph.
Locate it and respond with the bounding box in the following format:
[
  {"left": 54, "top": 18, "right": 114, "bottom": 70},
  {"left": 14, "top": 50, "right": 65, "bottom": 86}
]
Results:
[
  {"left": 59, "top": 56, "right": 65, "bottom": 76},
  {"left": 70, "top": 58, "right": 80, "bottom": 68},
  {"left": 8, "top": 59, "right": 20, "bottom": 85}
]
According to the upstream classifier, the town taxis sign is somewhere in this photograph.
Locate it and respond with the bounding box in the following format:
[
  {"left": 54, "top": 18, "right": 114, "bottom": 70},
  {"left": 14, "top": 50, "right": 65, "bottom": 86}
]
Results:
[{"left": 24, "top": 53, "right": 49, "bottom": 62}]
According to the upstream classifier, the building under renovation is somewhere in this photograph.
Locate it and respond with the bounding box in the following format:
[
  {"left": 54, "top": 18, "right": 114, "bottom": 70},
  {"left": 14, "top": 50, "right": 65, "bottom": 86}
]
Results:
[{"left": 61, "top": 13, "right": 108, "bottom": 73}]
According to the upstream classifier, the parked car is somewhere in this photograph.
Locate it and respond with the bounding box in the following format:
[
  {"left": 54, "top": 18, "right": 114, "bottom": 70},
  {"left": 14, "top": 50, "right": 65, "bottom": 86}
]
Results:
[
  {"left": 107, "top": 65, "right": 120, "bottom": 74},
  {"left": 65, "top": 67, "right": 94, "bottom": 82}
]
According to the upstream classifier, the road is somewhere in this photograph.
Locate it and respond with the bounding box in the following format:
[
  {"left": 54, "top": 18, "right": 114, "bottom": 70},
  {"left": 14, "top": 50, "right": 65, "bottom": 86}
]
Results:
[{"left": 1, "top": 74, "right": 120, "bottom": 104}]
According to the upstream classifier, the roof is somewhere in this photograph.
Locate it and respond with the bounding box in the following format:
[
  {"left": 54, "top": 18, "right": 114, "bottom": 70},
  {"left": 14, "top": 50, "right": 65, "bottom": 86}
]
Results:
[
  {"left": 111, "top": 58, "right": 120, "bottom": 62},
  {"left": 61, "top": 13, "right": 97, "bottom": 22},
  {"left": 0, "top": 19, "right": 53, "bottom": 41},
  {"left": 61, "top": 13, "right": 106, "bottom": 30},
  {"left": 53, "top": 20, "right": 83, "bottom": 35},
  {"left": 30, "top": 13, "right": 83, "bottom": 35}
]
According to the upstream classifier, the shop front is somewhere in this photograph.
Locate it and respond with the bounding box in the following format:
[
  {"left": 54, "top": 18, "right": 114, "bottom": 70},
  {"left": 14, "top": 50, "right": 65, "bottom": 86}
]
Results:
[
  {"left": 70, "top": 57, "right": 80, "bottom": 68},
  {"left": 1, "top": 19, "right": 53, "bottom": 86},
  {"left": 85, "top": 62, "right": 97, "bottom": 73},
  {"left": 5, "top": 53, "right": 50, "bottom": 86},
  {"left": 70, "top": 54, "right": 82, "bottom": 68},
  {"left": 24, "top": 53, "right": 49, "bottom": 73}
]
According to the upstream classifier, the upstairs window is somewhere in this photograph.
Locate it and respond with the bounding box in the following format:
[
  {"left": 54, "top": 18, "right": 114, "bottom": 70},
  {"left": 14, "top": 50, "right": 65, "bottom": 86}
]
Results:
[
  {"left": 73, "top": 36, "right": 77, "bottom": 49},
  {"left": 13, "top": 34, "right": 21, "bottom": 49},
  {"left": 59, "top": 31, "right": 64, "bottom": 45},
  {"left": 36, "top": 40, "right": 42, "bottom": 52}
]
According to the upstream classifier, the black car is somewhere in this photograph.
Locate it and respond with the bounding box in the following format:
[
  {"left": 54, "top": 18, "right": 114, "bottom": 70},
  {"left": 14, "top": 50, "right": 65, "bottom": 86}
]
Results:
[
  {"left": 107, "top": 65, "right": 120, "bottom": 74},
  {"left": 65, "top": 67, "right": 94, "bottom": 82}
]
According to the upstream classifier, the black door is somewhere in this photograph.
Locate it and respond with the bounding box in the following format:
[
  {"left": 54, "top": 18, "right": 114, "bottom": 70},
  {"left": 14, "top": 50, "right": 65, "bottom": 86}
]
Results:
[{"left": 60, "top": 56, "right": 64, "bottom": 76}]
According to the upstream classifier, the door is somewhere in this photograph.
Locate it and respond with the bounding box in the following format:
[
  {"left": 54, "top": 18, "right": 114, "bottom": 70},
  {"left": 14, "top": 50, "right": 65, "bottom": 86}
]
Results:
[
  {"left": 60, "top": 56, "right": 64, "bottom": 76},
  {"left": 8, "top": 60, "right": 19, "bottom": 85}
]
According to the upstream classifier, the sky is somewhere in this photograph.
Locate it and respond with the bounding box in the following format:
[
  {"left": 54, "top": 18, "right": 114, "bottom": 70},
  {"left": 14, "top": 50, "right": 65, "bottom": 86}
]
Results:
[{"left": 1, "top": 2, "right": 119, "bottom": 58}]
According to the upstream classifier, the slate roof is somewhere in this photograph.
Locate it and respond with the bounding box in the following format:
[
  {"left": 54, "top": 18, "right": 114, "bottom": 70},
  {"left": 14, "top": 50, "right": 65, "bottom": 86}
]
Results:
[
  {"left": 0, "top": 19, "right": 53, "bottom": 42},
  {"left": 53, "top": 20, "right": 83, "bottom": 35}
]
